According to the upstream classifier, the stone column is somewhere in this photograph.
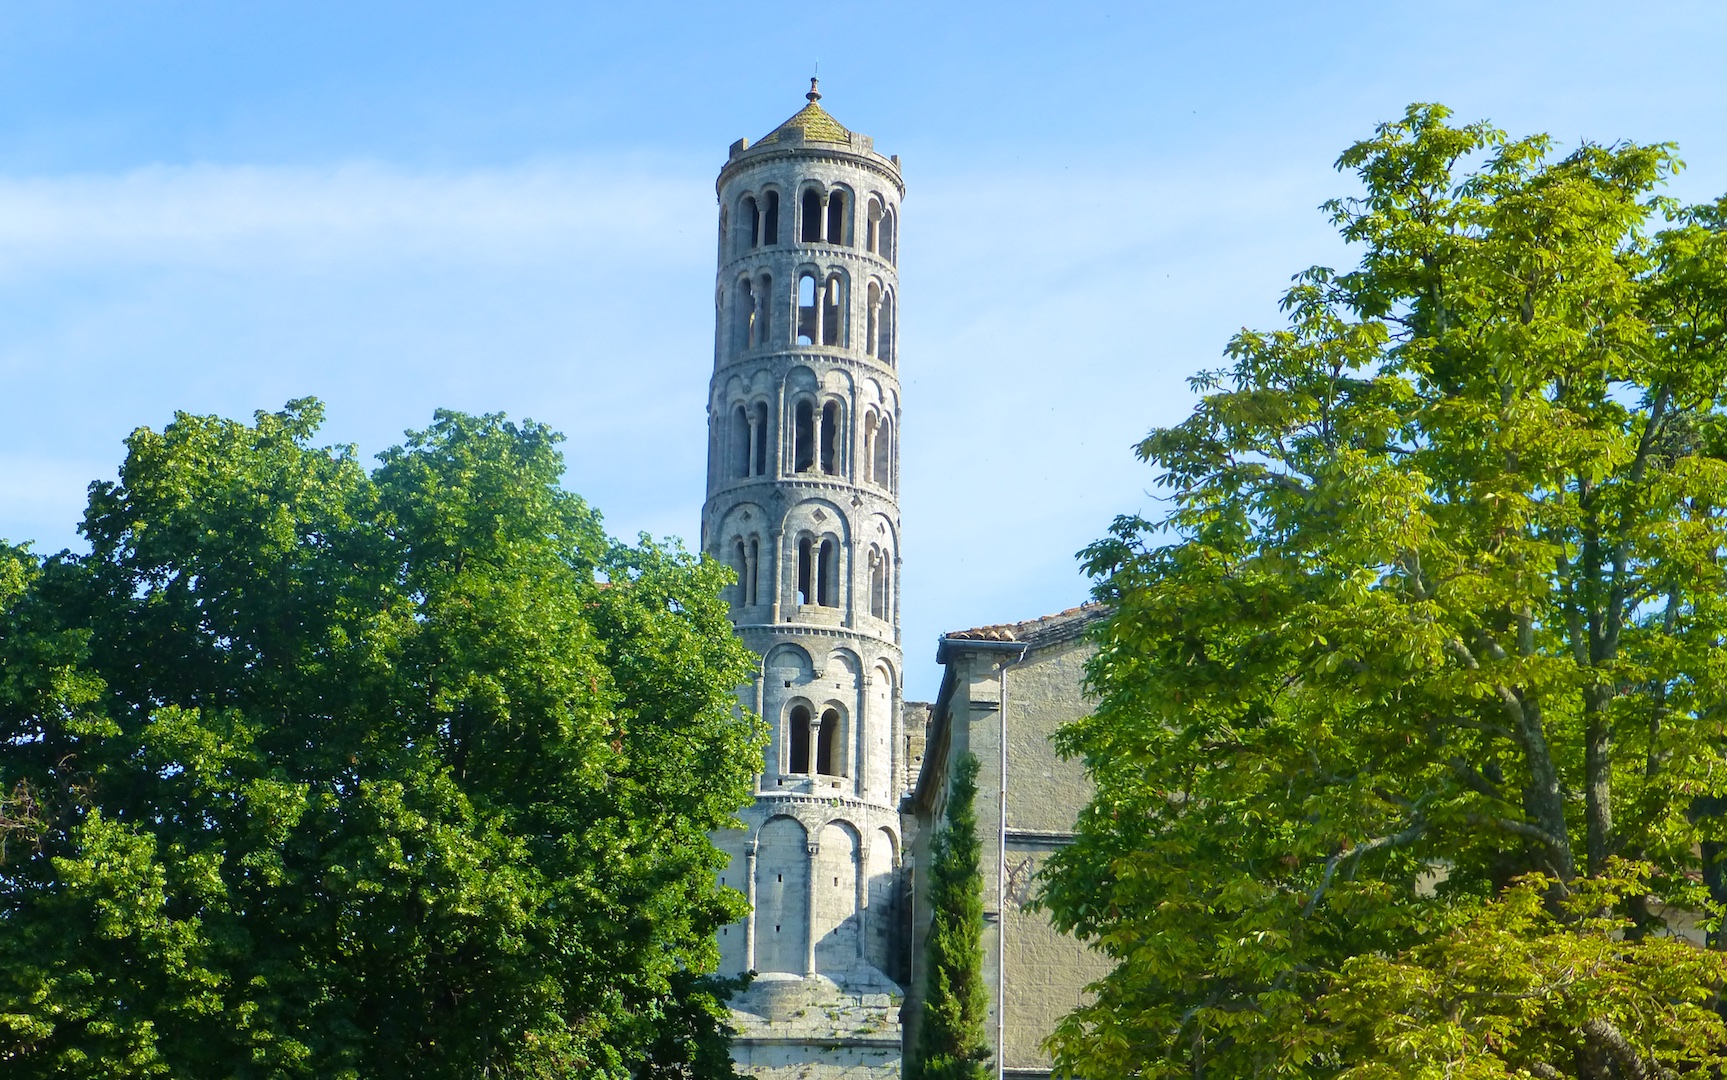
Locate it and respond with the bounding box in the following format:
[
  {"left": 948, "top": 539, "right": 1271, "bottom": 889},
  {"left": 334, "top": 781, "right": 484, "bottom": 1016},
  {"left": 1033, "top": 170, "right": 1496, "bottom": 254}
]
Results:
[
  {"left": 744, "top": 841, "right": 759, "bottom": 972},
  {"left": 804, "top": 840, "right": 820, "bottom": 976}
]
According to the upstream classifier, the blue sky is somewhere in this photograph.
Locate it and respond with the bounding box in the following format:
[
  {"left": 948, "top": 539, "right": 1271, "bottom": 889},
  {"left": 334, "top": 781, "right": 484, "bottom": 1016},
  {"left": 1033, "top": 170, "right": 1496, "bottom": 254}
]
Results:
[{"left": 2, "top": 1, "right": 1724, "bottom": 697}]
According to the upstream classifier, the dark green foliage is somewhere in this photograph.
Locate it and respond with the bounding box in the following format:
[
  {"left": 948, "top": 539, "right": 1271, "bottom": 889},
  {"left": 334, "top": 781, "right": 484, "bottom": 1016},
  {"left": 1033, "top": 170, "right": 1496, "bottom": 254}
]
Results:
[
  {"left": 1041, "top": 106, "right": 1727, "bottom": 1078},
  {"left": 0, "top": 401, "right": 764, "bottom": 1080},
  {"left": 910, "top": 752, "right": 991, "bottom": 1080}
]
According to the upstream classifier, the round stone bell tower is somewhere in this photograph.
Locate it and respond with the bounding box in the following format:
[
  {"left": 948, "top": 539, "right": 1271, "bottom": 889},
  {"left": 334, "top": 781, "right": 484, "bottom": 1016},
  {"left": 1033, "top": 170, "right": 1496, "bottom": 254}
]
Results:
[{"left": 703, "top": 81, "right": 907, "bottom": 1080}]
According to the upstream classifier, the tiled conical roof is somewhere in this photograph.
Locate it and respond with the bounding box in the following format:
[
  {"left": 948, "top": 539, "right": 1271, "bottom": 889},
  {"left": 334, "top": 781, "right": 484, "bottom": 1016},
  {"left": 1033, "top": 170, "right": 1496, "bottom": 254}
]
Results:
[{"left": 760, "top": 78, "right": 850, "bottom": 145}]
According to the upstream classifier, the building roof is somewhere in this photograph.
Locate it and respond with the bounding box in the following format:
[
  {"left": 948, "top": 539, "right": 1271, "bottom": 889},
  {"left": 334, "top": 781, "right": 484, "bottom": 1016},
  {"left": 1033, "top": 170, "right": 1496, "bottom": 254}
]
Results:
[
  {"left": 760, "top": 79, "right": 851, "bottom": 146},
  {"left": 943, "top": 603, "right": 1108, "bottom": 649}
]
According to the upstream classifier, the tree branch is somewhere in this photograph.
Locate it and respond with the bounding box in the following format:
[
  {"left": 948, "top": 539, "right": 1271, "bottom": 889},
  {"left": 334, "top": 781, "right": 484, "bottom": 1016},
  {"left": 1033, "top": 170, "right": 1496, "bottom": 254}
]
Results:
[{"left": 1302, "top": 823, "right": 1426, "bottom": 917}]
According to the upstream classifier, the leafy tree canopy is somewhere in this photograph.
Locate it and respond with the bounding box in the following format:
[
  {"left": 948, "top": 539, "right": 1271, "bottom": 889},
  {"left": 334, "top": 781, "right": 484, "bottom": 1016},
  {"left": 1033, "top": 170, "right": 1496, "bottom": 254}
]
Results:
[
  {"left": 1042, "top": 105, "right": 1727, "bottom": 1079},
  {"left": 0, "top": 401, "right": 763, "bottom": 1080}
]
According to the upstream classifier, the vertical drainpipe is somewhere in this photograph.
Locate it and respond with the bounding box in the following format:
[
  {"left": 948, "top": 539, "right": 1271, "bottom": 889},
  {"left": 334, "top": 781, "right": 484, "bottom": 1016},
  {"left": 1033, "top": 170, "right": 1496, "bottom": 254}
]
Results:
[{"left": 996, "top": 643, "right": 1029, "bottom": 1080}]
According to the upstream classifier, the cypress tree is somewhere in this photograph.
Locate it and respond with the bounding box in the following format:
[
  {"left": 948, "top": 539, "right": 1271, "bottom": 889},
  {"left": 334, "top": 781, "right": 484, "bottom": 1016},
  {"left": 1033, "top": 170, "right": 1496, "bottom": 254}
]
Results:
[{"left": 910, "top": 751, "right": 993, "bottom": 1080}]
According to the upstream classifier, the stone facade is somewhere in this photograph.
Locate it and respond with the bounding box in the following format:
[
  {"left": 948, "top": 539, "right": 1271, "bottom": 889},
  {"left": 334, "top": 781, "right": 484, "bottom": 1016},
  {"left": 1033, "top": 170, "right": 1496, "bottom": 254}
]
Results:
[
  {"left": 901, "top": 608, "right": 1114, "bottom": 1079},
  {"left": 702, "top": 87, "right": 1107, "bottom": 1080},
  {"left": 701, "top": 82, "right": 909, "bottom": 1080}
]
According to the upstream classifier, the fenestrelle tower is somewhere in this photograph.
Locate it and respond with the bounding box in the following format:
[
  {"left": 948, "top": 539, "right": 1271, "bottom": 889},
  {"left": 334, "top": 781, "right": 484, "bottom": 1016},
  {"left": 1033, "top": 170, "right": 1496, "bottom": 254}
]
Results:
[{"left": 703, "top": 82, "right": 907, "bottom": 1080}]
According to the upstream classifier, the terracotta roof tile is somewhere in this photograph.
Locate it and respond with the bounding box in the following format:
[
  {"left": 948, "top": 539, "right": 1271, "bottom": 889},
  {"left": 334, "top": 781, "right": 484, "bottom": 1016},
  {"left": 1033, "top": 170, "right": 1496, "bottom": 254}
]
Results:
[{"left": 945, "top": 603, "right": 1107, "bottom": 644}]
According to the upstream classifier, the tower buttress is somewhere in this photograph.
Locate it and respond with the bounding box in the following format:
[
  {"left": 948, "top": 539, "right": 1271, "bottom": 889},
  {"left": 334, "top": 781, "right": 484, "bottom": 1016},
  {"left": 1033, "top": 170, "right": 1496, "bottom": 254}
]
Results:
[{"left": 703, "top": 82, "right": 907, "bottom": 1080}]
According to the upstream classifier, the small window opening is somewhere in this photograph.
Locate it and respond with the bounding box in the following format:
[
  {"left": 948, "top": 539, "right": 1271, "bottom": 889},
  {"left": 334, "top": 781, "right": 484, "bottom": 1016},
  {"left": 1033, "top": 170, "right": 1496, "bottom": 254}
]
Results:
[
  {"left": 826, "top": 191, "right": 848, "bottom": 246},
  {"left": 794, "top": 399, "right": 816, "bottom": 472},
  {"left": 816, "top": 708, "right": 841, "bottom": 775},
  {"left": 834, "top": 877, "right": 840, "bottom": 886},
  {"left": 797, "top": 538, "right": 814, "bottom": 605},
  {"left": 880, "top": 210, "right": 895, "bottom": 263},
  {"left": 821, "top": 274, "right": 843, "bottom": 346},
  {"left": 797, "top": 272, "right": 818, "bottom": 345},
  {"left": 731, "top": 406, "right": 749, "bottom": 479},
  {"left": 789, "top": 705, "right": 812, "bottom": 773},
  {"left": 817, "top": 538, "right": 837, "bottom": 607},
  {"left": 819, "top": 401, "right": 839, "bottom": 474},
  {"left": 862, "top": 415, "right": 877, "bottom": 482},
  {"left": 801, "top": 188, "right": 822, "bottom": 242},
  {"left": 866, "top": 198, "right": 883, "bottom": 254},
  {"left": 734, "top": 541, "right": 748, "bottom": 603},
  {"left": 762, "top": 191, "right": 780, "bottom": 245},
  {"left": 743, "top": 196, "right": 760, "bottom": 250},
  {"left": 752, "top": 402, "right": 769, "bottom": 476}
]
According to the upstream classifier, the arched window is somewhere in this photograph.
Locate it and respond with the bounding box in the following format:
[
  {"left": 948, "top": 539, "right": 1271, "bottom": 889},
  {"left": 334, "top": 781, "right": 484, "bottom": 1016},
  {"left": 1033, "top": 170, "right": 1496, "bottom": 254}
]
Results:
[
  {"left": 826, "top": 190, "right": 849, "bottom": 246},
  {"left": 862, "top": 411, "right": 877, "bottom": 482},
  {"left": 788, "top": 704, "right": 812, "bottom": 773},
  {"left": 720, "top": 206, "right": 730, "bottom": 257},
  {"left": 741, "top": 196, "right": 759, "bottom": 251},
  {"left": 878, "top": 288, "right": 895, "bottom": 365},
  {"left": 747, "top": 536, "right": 760, "bottom": 605},
  {"left": 796, "top": 273, "right": 818, "bottom": 346},
  {"left": 794, "top": 399, "right": 815, "bottom": 472},
  {"left": 751, "top": 402, "right": 769, "bottom": 476},
  {"left": 731, "top": 405, "right": 749, "bottom": 479},
  {"left": 866, "top": 197, "right": 883, "bottom": 254},
  {"left": 874, "top": 415, "right": 891, "bottom": 488},
  {"left": 821, "top": 273, "right": 845, "bottom": 346},
  {"left": 880, "top": 209, "right": 895, "bottom": 263},
  {"left": 801, "top": 188, "right": 822, "bottom": 243},
  {"left": 817, "top": 708, "right": 842, "bottom": 775},
  {"left": 734, "top": 540, "right": 749, "bottom": 603},
  {"left": 866, "top": 281, "right": 881, "bottom": 357},
  {"left": 796, "top": 537, "right": 814, "bottom": 605},
  {"left": 820, "top": 401, "right": 839, "bottom": 475},
  {"left": 817, "top": 538, "right": 837, "bottom": 607},
  {"left": 762, "top": 191, "right": 780, "bottom": 245},
  {"left": 735, "top": 278, "right": 755, "bottom": 351}
]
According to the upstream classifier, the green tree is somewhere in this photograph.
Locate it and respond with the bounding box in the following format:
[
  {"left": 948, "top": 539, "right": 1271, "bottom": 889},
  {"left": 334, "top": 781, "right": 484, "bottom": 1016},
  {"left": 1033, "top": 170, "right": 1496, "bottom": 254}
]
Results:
[
  {"left": 0, "top": 401, "right": 764, "bottom": 1080},
  {"left": 1041, "top": 105, "right": 1727, "bottom": 1078},
  {"left": 910, "top": 752, "right": 992, "bottom": 1080}
]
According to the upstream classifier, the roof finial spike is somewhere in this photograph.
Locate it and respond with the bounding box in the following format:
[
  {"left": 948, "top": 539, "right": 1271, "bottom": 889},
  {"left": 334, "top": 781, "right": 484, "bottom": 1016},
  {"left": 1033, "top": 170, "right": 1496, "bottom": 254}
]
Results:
[{"left": 807, "top": 75, "right": 821, "bottom": 104}]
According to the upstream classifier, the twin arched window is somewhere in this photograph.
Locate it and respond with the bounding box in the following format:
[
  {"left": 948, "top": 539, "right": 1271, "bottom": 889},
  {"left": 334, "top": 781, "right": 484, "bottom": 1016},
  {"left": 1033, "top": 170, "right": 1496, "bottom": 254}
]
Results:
[
  {"left": 862, "top": 411, "right": 893, "bottom": 490},
  {"left": 868, "top": 545, "right": 892, "bottom": 621},
  {"left": 733, "top": 536, "right": 761, "bottom": 606},
  {"left": 738, "top": 191, "right": 781, "bottom": 254},
  {"left": 866, "top": 197, "right": 895, "bottom": 263},
  {"left": 800, "top": 186, "right": 852, "bottom": 246},
  {"left": 730, "top": 402, "right": 769, "bottom": 479},
  {"left": 865, "top": 282, "right": 894, "bottom": 364},
  {"left": 793, "top": 398, "right": 844, "bottom": 475},
  {"left": 787, "top": 704, "right": 844, "bottom": 776},
  {"left": 735, "top": 273, "right": 773, "bottom": 351},
  {"left": 796, "top": 271, "right": 848, "bottom": 347},
  {"left": 796, "top": 535, "right": 840, "bottom": 608}
]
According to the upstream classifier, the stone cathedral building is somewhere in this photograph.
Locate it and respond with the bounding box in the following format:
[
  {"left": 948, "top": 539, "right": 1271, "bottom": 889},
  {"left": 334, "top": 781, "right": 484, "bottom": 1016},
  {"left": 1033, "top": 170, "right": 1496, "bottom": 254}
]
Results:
[{"left": 701, "top": 84, "right": 1109, "bottom": 1080}]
